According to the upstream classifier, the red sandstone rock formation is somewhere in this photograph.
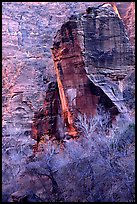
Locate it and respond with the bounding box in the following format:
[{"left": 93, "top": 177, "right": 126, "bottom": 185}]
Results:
[
  {"left": 51, "top": 3, "right": 134, "bottom": 138},
  {"left": 2, "top": 2, "right": 135, "bottom": 202},
  {"left": 31, "top": 82, "right": 59, "bottom": 143},
  {"left": 51, "top": 22, "right": 100, "bottom": 137}
]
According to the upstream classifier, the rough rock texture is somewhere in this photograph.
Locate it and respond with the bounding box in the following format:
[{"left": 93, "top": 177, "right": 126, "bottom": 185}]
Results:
[
  {"left": 51, "top": 3, "right": 134, "bottom": 136},
  {"left": 123, "top": 2, "right": 135, "bottom": 49},
  {"left": 51, "top": 22, "right": 100, "bottom": 136},
  {"left": 2, "top": 2, "right": 135, "bottom": 202},
  {"left": 83, "top": 5, "right": 135, "bottom": 113},
  {"left": 2, "top": 3, "right": 104, "bottom": 199},
  {"left": 123, "top": 70, "right": 135, "bottom": 111},
  {"left": 31, "top": 82, "right": 59, "bottom": 143},
  {"left": 2, "top": 1, "right": 134, "bottom": 140}
]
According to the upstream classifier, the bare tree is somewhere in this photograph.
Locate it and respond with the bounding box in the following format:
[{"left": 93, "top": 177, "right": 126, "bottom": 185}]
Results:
[
  {"left": 13, "top": 106, "right": 134, "bottom": 202},
  {"left": 25, "top": 140, "right": 62, "bottom": 201},
  {"left": 74, "top": 106, "right": 135, "bottom": 202}
]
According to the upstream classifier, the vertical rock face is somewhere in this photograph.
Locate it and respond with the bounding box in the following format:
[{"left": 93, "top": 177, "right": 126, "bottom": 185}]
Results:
[
  {"left": 2, "top": 1, "right": 134, "bottom": 142},
  {"left": 123, "top": 2, "right": 135, "bottom": 48},
  {"left": 82, "top": 4, "right": 134, "bottom": 113},
  {"left": 51, "top": 4, "right": 134, "bottom": 136},
  {"left": 51, "top": 21, "right": 100, "bottom": 136},
  {"left": 31, "top": 82, "right": 59, "bottom": 143},
  {"left": 123, "top": 70, "right": 135, "bottom": 111},
  {"left": 2, "top": 2, "right": 135, "bottom": 202}
]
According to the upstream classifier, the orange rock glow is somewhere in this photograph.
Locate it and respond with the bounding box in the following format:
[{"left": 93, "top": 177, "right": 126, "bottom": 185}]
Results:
[
  {"left": 52, "top": 55, "right": 78, "bottom": 137},
  {"left": 111, "top": 2, "right": 121, "bottom": 19}
]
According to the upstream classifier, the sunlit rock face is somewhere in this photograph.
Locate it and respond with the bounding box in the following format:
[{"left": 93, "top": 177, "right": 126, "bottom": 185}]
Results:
[
  {"left": 51, "top": 21, "right": 100, "bottom": 136},
  {"left": 51, "top": 3, "right": 134, "bottom": 136},
  {"left": 2, "top": 2, "right": 135, "bottom": 202},
  {"left": 2, "top": 1, "right": 134, "bottom": 145}
]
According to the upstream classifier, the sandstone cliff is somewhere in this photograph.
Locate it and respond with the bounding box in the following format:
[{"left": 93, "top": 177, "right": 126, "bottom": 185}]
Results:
[
  {"left": 2, "top": 2, "right": 135, "bottom": 202},
  {"left": 2, "top": 1, "right": 134, "bottom": 143},
  {"left": 51, "top": 3, "right": 134, "bottom": 138},
  {"left": 123, "top": 2, "right": 135, "bottom": 48}
]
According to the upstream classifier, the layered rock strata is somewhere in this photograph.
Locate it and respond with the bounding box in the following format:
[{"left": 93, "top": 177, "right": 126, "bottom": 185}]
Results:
[
  {"left": 51, "top": 4, "right": 134, "bottom": 137},
  {"left": 2, "top": 2, "right": 134, "bottom": 142},
  {"left": 123, "top": 2, "right": 135, "bottom": 48},
  {"left": 2, "top": 2, "right": 135, "bottom": 202}
]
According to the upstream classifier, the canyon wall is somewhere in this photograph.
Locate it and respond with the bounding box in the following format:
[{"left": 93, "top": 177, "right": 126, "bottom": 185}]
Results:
[
  {"left": 123, "top": 2, "right": 135, "bottom": 48},
  {"left": 51, "top": 3, "right": 134, "bottom": 137},
  {"left": 2, "top": 1, "right": 134, "bottom": 140},
  {"left": 2, "top": 2, "right": 135, "bottom": 202}
]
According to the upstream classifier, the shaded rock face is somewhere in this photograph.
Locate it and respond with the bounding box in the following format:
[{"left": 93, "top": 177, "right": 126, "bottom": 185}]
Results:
[
  {"left": 82, "top": 5, "right": 134, "bottom": 113},
  {"left": 123, "top": 70, "right": 135, "bottom": 111},
  {"left": 123, "top": 2, "right": 135, "bottom": 48},
  {"left": 2, "top": 1, "right": 134, "bottom": 141},
  {"left": 52, "top": 21, "right": 100, "bottom": 116},
  {"left": 52, "top": 21, "right": 100, "bottom": 136},
  {"left": 2, "top": 2, "right": 135, "bottom": 202},
  {"left": 31, "top": 82, "right": 59, "bottom": 143},
  {"left": 31, "top": 81, "right": 67, "bottom": 145},
  {"left": 51, "top": 4, "right": 134, "bottom": 136}
]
